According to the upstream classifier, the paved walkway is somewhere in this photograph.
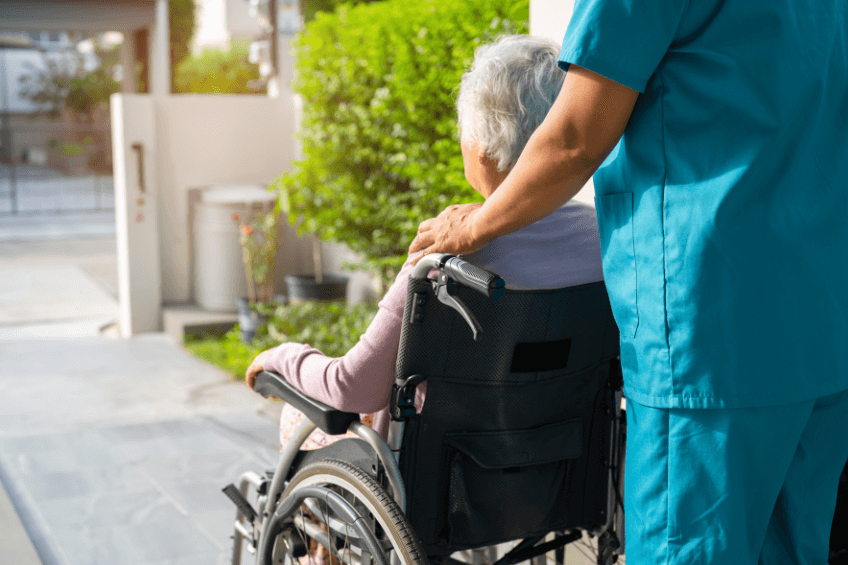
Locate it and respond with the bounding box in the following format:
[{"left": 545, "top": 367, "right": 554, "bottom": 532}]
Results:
[{"left": 0, "top": 214, "right": 281, "bottom": 565}]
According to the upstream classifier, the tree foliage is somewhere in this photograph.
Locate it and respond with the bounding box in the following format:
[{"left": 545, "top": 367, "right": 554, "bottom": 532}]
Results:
[
  {"left": 18, "top": 41, "right": 120, "bottom": 122},
  {"left": 300, "top": 0, "right": 383, "bottom": 23},
  {"left": 174, "top": 42, "right": 265, "bottom": 94},
  {"left": 170, "top": 0, "right": 198, "bottom": 91},
  {"left": 281, "top": 0, "right": 529, "bottom": 284}
]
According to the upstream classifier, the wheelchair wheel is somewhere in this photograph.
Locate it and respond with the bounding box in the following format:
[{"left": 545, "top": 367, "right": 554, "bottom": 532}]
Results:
[{"left": 278, "top": 459, "right": 427, "bottom": 565}]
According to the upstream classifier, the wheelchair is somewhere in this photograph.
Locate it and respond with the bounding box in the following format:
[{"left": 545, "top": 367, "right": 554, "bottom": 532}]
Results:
[{"left": 224, "top": 253, "right": 626, "bottom": 565}]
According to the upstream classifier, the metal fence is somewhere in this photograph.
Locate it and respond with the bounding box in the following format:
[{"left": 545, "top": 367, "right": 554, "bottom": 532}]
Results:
[{"left": 0, "top": 121, "right": 114, "bottom": 215}]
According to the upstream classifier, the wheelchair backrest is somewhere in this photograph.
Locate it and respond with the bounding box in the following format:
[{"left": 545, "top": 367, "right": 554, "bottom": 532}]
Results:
[{"left": 394, "top": 274, "right": 620, "bottom": 555}]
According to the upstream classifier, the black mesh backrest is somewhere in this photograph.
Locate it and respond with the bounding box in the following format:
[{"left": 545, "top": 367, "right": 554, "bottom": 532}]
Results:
[{"left": 395, "top": 277, "right": 620, "bottom": 556}]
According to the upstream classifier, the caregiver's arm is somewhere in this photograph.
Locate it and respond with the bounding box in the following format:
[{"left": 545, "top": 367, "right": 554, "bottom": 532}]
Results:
[{"left": 409, "top": 65, "right": 639, "bottom": 260}]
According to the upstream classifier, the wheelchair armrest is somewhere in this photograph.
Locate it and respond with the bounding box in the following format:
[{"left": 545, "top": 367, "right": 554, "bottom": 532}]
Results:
[{"left": 254, "top": 371, "right": 360, "bottom": 436}]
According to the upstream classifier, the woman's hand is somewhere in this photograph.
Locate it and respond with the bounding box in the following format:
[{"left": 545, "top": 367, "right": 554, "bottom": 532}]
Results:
[
  {"left": 408, "top": 202, "right": 486, "bottom": 265},
  {"left": 246, "top": 348, "right": 274, "bottom": 390}
]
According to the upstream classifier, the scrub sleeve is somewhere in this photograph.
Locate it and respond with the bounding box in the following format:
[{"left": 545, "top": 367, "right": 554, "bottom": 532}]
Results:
[{"left": 558, "top": 0, "right": 848, "bottom": 561}]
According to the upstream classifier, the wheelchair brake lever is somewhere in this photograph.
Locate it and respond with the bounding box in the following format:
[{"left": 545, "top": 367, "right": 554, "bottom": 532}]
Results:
[{"left": 435, "top": 275, "right": 483, "bottom": 341}]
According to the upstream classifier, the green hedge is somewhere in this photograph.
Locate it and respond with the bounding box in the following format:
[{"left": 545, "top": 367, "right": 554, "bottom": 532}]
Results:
[
  {"left": 281, "top": 0, "right": 529, "bottom": 285},
  {"left": 301, "top": 0, "right": 384, "bottom": 23},
  {"left": 254, "top": 300, "right": 380, "bottom": 357},
  {"left": 185, "top": 300, "right": 379, "bottom": 380}
]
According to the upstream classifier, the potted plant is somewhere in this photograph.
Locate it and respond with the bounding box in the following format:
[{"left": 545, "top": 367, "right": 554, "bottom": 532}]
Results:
[
  {"left": 236, "top": 205, "right": 284, "bottom": 342},
  {"left": 284, "top": 237, "right": 349, "bottom": 303},
  {"left": 271, "top": 176, "right": 349, "bottom": 302}
]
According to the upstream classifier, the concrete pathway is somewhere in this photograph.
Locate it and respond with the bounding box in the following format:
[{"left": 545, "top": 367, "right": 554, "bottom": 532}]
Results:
[
  {"left": 0, "top": 478, "right": 42, "bottom": 565},
  {"left": 0, "top": 340, "right": 280, "bottom": 565},
  {"left": 0, "top": 264, "right": 118, "bottom": 326},
  {"left": 0, "top": 212, "right": 117, "bottom": 242},
  {"left": 0, "top": 215, "right": 281, "bottom": 565}
]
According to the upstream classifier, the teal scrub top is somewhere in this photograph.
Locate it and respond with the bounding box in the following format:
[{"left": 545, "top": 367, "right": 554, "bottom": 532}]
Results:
[{"left": 559, "top": 0, "right": 848, "bottom": 409}]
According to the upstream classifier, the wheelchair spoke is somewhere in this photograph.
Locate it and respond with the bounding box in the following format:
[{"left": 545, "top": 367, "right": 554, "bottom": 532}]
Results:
[
  {"left": 319, "top": 497, "right": 338, "bottom": 565},
  {"left": 296, "top": 505, "right": 313, "bottom": 565},
  {"left": 289, "top": 502, "right": 347, "bottom": 565},
  {"left": 304, "top": 497, "right": 365, "bottom": 541},
  {"left": 277, "top": 461, "right": 427, "bottom": 565}
]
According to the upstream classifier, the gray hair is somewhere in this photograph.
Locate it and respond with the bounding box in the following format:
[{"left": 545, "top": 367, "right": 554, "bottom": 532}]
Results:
[{"left": 457, "top": 35, "right": 565, "bottom": 172}]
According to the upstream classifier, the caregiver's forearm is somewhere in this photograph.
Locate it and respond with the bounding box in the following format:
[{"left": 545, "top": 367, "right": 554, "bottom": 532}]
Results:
[
  {"left": 470, "top": 65, "right": 638, "bottom": 246},
  {"left": 470, "top": 121, "right": 604, "bottom": 245}
]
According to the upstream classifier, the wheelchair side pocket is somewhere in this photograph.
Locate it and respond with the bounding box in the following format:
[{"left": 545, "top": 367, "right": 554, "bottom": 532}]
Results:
[{"left": 442, "top": 418, "right": 582, "bottom": 548}]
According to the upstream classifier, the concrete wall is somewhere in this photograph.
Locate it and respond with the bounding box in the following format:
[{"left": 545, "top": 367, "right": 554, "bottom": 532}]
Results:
[
  {"left": 112, "top": 94, "right": 162, "bottom": 336},
  {"left": 153, "top": 95, "right": 298, "bottom": 303},
  {"left": 226, "top": 0, "right": 265, "bottom": 42},
  {"left": 194, "top": 0, "right": 264, "bottom": 50},
  {"left": 194, "top": 0, "right": 229, "bottom": 49},
  {"left": 530, "top": 0, "right": 596, "bottom": 208}
]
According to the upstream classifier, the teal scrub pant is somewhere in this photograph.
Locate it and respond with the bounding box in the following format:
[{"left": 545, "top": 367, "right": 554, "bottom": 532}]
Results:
[{"left": 625, "top": 389, "right": 848, "bottom": 565}]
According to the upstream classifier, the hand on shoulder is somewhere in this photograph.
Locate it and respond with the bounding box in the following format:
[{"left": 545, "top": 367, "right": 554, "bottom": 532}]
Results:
[{"left": 408, "top": 202, "right": 486, "bottom": 265}]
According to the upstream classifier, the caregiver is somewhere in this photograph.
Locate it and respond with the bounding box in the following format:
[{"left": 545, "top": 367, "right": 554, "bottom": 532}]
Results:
[{"left": 409, "top": 0, "right": 848, "bottom": 563}]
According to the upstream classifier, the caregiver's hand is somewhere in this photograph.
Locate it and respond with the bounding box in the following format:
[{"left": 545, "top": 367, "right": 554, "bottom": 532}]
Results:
[
  {"left": 245, "top": 348, "right": 274, "bottom": 390},
  {"left": 409, "top": 202, "right": 486, "bottom": 265}
]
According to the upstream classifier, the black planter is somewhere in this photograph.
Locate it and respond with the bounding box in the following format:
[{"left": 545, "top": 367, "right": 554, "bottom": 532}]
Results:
[
  {"left": 285, "top": 274, "right": 349, "bottom": 302},
  {"left": 236, "top": 294, "right": 287, "bottom": 343}
]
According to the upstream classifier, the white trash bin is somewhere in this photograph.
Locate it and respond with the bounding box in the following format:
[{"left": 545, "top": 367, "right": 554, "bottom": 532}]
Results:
[{"left": 193, "top": 184, "right": 276, "bottom": 312}]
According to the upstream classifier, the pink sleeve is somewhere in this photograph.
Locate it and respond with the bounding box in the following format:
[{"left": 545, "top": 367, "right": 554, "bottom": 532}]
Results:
[{"left": 262, "top": 257, "right": 419, "bottom": 415}]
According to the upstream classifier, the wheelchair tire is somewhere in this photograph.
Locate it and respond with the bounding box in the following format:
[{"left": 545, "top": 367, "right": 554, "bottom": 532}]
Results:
[{"left": 281, "top": 459, "right": 428, "bottom": 565}]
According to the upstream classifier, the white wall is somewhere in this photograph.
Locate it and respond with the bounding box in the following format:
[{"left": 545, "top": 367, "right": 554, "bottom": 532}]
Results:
[
  {"left": 152, "top": 94, "right": 378, "bottom": 307},
  {"left": 111, "top": 94, "right": 162, "bottom": 336},
  {"left": 530, "top": 0, "right": 572, "bottom": 47},
  {"left": 226, "top": 0, "right": 265, "bottom": 42},
  {"left": 194, "top": 0, "right": 229, "bottom": 49},
  {"left": 154, "top": 95, "right": 298, "bottom": 302},
  {"left": 195, "top": 0, "right": 264, "bottom": 50},
  {"left": 530, "top": 0, "right": 596, "bottom": 208}
]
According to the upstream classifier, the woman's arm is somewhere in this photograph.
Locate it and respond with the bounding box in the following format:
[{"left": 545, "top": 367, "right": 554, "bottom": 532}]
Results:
[
  {"left": 245, "top": 259, "right": 417, "bottom": 415},
  {"left": 409, "top": 65, "right": 639, "bottom": 261}
]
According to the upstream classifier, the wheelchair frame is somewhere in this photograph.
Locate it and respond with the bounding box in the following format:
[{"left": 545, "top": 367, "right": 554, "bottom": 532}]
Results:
[{"left": 226, "top": 253, "right": 627, "bottom": 565}]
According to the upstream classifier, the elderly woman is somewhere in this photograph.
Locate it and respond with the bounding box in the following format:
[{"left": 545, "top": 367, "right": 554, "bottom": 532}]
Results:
[{"left": 246, "top": 34, "right": 604, "bottom": 450}]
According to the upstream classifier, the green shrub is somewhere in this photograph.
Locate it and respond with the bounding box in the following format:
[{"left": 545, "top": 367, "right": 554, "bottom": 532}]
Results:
[
  {"left": 280, "top": 0, "right": 529, "bottom": 285},
  {"left": 254, "top": 300, "right": 380, "bottom": 357},
  {"left": 174, "top": 42, "right": 264, "bottom": 94},
  {"left": 301, "top": 0, "right": 384, "bottom": 23},
  {"left": 184, "top": 327, "right": 263, "bottom": 379},
  {"left": 185, "top": 301, "right": 379, "bottom": 380}
]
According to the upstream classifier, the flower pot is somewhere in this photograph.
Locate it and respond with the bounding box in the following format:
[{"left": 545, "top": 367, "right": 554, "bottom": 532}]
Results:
[
  {"left": 236, "top": 294, "right": 287, "bottom": 343},
  {"left": 285, "top": 274, "right": 349, "bottom": 303}
]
